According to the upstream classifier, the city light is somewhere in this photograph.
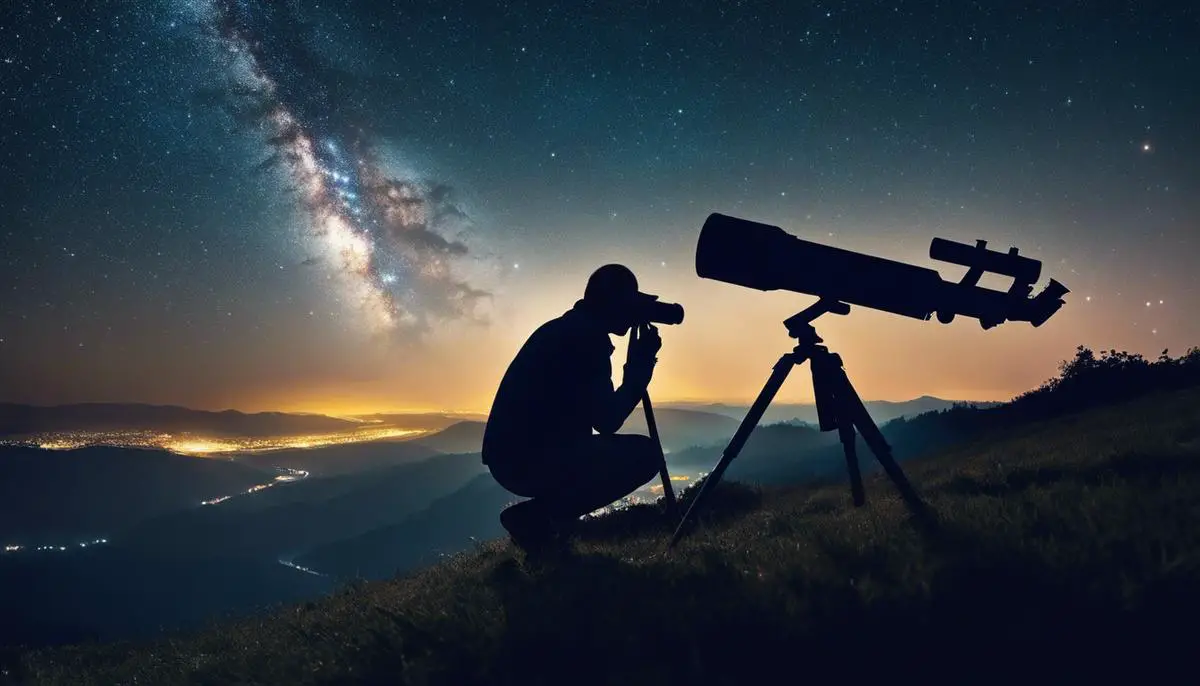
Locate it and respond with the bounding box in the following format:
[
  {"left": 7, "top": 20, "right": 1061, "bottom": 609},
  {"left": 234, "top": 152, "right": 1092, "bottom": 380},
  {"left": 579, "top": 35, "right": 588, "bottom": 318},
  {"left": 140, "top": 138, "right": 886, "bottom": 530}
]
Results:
[
  {"left": 201, "top": 468, "right": 310, "bottom": 506},
  {"left": 8, "top": 538, "right": 110, "bottom": 556},
  {"left": 2, "top": 427, "right": 429, "bottom": 456}
]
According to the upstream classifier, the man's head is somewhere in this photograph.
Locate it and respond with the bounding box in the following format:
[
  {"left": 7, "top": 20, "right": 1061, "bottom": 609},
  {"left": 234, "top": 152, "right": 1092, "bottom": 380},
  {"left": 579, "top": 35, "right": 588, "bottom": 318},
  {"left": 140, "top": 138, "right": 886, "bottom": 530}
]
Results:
[{"left": 583, "top": 264, "right": 642, "bottom": 335}]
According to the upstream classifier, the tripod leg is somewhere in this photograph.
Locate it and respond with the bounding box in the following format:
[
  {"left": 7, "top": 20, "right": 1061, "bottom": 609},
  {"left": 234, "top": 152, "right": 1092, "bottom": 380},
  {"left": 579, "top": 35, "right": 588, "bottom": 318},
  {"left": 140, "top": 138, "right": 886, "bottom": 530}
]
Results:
[
  {"left": 828, "top": 358, "right": 936, "bottom": 525},
  {"left": 668, "top": 353, "right": 796, "bottom": 549},
  {"left": 812, "top": 354, "right": 866, "bottom": 507},
  {"left": 642, "top": 391, "right": 679, "bottom": 519},
  {"left": 839, "top": 422, "right": 866, "bottom": 507}
]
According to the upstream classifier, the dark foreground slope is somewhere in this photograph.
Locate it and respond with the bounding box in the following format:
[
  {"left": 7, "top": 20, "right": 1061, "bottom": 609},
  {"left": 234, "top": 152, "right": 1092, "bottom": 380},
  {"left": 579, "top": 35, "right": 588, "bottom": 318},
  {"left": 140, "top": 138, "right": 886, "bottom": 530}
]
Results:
[{"left": 11, "top": 385, "right": 1200, "bottom": 684}]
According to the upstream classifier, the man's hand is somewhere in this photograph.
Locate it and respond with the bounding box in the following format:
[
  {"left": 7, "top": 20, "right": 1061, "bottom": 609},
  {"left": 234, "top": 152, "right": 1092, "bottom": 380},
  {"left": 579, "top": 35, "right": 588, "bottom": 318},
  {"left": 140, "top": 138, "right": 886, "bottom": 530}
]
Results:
[
  {"left": 624, "top": 324, "right": 661, "bottom": 391},
  {"left": 629, "top": 323, "right": 662, "bottom": 364}
]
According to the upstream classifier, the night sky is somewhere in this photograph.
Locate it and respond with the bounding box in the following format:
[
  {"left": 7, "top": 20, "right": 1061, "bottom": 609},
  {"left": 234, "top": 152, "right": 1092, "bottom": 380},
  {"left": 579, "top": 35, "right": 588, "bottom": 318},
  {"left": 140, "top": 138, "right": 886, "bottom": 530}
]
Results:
[{"left": 2, "top": 1, "right": 1197, "bottom": 414}]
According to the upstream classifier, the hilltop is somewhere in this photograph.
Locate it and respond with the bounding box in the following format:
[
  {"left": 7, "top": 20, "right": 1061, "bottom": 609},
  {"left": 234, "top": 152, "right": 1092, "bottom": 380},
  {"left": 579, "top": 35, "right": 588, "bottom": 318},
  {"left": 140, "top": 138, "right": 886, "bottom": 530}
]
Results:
[{"left": 12, "top": 351, "right": 1200, "bottom": 683}]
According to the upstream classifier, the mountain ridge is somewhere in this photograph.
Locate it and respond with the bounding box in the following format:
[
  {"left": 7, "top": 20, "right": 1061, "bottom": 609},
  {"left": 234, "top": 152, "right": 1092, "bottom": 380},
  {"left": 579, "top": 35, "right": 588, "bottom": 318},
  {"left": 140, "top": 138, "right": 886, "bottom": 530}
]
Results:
[{"left": 0, "top": 403, "right": 360, "bottom": 437}]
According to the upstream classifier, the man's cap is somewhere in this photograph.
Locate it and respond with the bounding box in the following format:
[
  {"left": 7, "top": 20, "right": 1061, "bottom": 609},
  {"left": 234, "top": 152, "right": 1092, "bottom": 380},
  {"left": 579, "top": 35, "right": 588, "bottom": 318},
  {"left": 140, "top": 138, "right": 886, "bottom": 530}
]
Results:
[{"left": 584, "top": 264, "right": 651, "bottom": 308}]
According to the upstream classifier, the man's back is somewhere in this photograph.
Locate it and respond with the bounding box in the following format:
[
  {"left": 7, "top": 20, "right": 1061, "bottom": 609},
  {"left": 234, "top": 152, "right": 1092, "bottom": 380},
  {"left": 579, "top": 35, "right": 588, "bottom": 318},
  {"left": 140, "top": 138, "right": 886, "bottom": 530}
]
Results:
[{"left": 482, "top": 305, "right": 614, "bottom": 472}]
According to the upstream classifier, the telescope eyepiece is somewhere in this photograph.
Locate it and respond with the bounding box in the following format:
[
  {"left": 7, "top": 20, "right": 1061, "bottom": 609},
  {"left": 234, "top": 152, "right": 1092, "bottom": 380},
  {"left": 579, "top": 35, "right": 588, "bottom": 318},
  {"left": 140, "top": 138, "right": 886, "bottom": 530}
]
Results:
[{"left": 1026, "top": 279, "right": 1070, "bottom": 327}]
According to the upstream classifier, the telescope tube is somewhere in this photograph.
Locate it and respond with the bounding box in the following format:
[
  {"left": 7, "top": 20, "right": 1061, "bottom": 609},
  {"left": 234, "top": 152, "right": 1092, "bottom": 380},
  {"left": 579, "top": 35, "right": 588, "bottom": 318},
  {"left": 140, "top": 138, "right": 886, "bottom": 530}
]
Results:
[{"left": 696, "top": 213, "right": 944, "bottom": 322}]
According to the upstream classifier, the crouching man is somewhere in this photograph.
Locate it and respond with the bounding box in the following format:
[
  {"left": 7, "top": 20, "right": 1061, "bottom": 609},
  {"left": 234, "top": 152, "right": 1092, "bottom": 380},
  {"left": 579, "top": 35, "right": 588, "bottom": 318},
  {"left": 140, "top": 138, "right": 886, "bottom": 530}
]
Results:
[{"left": 482, "top": 264, "right": 666, "bottom": 554}]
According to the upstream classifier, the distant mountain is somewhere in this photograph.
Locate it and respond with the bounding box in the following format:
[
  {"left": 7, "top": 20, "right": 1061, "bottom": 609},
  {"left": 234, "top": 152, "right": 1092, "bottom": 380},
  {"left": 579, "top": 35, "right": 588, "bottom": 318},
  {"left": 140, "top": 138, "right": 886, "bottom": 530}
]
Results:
[
  {"left": 689, "top": 403, "right": 1018, "bottom": 487},
  {"left": 619, "top": 408, "right": 741, "bottom": 452},
  {"left": 297, "top": 473, "right": 511, "bottom": 580},
  {"left": 407, "top": 408, "right": 741, "bottom": 456},
  {"left": 667, "top": 422, "right": 841, "bottom": 475},
  {"left": 0, "top": 445, "right": 271, "bottom": 542},
  {"left": 410, "top": 420, "right": 487, "bottom": 455},
  {"left": 116, "top": 452, "right": 488, "bottom": 560},
  {"left": 661, "top": 396, "right": 998, "bottom": 426},
  {"left": 0, "top": 402, "right": 360, "bottom": 437},
  {"left": 234, "top": 440, "right": 438, "bottom": 477},
  {"left": 351, "top": 412, "right": 488, "bottom": 431}
]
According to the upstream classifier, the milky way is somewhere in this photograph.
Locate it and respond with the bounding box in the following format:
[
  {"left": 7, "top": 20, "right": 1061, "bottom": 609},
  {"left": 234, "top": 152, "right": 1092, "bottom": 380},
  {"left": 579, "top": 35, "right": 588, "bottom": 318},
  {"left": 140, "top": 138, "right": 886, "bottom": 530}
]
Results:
[{"left": 190, "top": 0, "right": 490, "bottom": 336}]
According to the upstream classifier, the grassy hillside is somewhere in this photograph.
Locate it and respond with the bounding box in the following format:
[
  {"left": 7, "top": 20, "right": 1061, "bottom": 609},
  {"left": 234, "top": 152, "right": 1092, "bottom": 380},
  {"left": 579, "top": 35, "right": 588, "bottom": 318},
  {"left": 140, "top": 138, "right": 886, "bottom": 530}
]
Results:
[{"left": 11, "top": 382, "right": 1199, "bottom": 684}]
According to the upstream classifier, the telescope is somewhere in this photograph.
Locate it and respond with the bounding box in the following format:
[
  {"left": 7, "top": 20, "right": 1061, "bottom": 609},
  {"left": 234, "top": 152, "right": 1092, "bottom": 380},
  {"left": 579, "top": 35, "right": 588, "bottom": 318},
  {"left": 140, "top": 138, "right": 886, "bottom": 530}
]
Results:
[
  {"left": 668, "top": 213, "right": 1069, "bottom": 548},
  {"left": 695, "top": 213, "right": 1068, "bottom": 329}
]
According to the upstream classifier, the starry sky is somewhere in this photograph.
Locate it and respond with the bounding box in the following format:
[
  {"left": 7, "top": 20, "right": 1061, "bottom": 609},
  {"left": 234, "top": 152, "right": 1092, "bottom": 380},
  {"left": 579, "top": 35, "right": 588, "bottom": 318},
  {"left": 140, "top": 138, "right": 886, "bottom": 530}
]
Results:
[{"left": 2, "top": 0, "right": 1197, "bottom": 415}]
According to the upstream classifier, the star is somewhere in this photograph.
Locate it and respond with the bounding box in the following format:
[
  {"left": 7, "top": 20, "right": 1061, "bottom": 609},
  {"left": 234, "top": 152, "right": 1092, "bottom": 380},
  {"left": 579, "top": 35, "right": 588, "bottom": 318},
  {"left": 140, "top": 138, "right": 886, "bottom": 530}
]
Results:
[{"left": 1142, "top": 142, "right": 1152, "bottom": 152}]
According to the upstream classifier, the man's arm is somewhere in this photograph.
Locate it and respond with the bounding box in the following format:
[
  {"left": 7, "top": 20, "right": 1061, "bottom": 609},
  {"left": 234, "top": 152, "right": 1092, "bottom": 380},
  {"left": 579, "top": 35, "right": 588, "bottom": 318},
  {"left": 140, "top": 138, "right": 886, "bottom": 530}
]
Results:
[
  {"left": 588, "top": 326, "right": 658, "bottom": 434},
  {"left": 589, "top": 356, "right": 652, "bottom": 435}
]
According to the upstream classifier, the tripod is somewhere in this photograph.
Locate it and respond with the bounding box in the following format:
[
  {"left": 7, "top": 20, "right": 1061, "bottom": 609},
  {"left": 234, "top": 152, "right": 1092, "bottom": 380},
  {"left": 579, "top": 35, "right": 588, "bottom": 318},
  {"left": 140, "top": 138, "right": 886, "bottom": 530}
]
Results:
[
  {"left": 642, "top": 391, "right": 680, "bottom": 518},
  {"left": 668, "top": 299, "right": 933, "bottom": 548}
]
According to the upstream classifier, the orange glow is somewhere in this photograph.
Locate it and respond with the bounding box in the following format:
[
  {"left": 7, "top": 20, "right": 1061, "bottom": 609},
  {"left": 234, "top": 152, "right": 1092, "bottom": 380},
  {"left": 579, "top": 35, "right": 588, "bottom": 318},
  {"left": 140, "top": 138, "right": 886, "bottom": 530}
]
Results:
[
  {"left": 242, "top": 264, "right": 1085, "bottom": 414},
  {"left": 168, "top": 440, "right": 243, "bottom": 455},
  {"left": 13, "top": 219, "right": 1171, "bottom": 416},
  {"left": 163, "top": 427, "right": 425, "bottom": 455}
]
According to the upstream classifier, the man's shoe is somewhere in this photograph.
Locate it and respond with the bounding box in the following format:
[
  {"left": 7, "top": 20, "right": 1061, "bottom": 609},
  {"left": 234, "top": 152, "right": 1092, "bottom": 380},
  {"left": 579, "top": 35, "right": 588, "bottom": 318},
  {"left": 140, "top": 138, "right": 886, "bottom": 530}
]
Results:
[
  {"left": 500, "top": 500, "right": 553, "bottom": 550},
  {"left": 501, "top": 501, "right": 574, "bottom": 559}
]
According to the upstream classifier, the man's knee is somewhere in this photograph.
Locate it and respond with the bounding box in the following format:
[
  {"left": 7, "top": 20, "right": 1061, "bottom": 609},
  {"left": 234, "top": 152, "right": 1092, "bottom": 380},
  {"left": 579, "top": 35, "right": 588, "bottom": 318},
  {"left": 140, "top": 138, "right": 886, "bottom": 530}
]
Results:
[{"left": 619, "top": 434, "right": 662, "bottom": 481}]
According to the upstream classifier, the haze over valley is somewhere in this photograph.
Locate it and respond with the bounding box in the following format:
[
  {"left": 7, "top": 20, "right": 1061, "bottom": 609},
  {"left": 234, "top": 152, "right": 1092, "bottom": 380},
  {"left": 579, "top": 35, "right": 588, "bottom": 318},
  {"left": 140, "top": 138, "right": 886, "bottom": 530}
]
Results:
[{"left": 0, "top": 394, "right": 982, "bottom": 645}]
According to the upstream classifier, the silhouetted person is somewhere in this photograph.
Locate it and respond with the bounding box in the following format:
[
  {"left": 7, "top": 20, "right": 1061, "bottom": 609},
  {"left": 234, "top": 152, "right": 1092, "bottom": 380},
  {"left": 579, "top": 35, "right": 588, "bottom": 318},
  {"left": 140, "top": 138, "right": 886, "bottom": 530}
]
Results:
[{"left": 483, "top": 264, "right": 665, "bottom": 554}]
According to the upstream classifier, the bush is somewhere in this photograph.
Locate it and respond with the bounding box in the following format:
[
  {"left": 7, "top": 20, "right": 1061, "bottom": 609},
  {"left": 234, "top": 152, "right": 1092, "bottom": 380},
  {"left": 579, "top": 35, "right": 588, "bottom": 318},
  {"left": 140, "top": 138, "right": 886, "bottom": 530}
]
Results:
[{"left": 1006, "top": 345, "right": 1200, "bottom": 419}]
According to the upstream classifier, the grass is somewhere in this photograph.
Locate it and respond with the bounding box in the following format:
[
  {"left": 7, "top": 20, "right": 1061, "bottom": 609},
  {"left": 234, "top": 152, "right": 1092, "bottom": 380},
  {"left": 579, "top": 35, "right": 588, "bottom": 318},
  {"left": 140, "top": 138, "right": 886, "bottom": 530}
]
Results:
[{"left": 8, "top": 386, "right": 1200, "bottom": 685}]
